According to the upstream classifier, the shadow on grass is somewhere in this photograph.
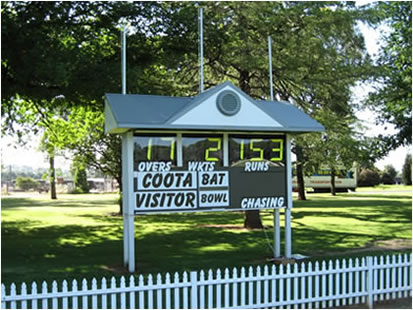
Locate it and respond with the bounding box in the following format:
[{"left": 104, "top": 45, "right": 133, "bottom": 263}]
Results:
[
  {"left": 1, "top": 197, "right": 118, "bottom": 210},
  {"left": 2, "top": 193, "right": 411, "bottom": 285}
]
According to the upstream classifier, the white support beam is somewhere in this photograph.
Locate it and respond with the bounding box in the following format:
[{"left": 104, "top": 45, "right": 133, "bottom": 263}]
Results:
[
  {"left": 122, "top": 131, "right": 135, "bottom": 272},
  {"left": 285, "top": 134, "right": 293, "bottom": 258},
  {"left": 274, "top": 209, "right": 281, "bottom": 257}
]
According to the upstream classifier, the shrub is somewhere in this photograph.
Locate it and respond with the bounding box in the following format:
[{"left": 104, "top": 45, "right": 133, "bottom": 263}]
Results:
[
  {"left": 402, "top": 154, "right": 412, "bottom": 185},
  {"left": 16, "top": 176, "right": 39, "bottom": 191},
  {"left": 357, "top": 168, "right": 381, "bottom": 187}
]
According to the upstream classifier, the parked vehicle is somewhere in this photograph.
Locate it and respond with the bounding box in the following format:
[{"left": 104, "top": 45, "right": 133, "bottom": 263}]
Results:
[{"left": 292, "top": 166, "right": 357, "bottom": 192}]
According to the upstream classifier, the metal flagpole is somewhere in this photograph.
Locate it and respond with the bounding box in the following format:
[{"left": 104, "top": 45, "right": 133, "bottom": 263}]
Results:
[
  {"left": 199, "top": 7, "right": 204, "bottom": 93},
  {"left": 269, "top": 35, "right": 281, "bottom": 258},
  {"left": 268, "top": 36, "right": 274, "bottom": 101}
]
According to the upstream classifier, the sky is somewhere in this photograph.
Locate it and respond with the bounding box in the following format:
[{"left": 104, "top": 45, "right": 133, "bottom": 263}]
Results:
[{"left": 1, "top": 5, "right": 411, "bottom": 174}]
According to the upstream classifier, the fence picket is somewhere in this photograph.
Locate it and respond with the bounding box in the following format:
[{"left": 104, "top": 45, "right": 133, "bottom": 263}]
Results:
[
  {"left": 397, "top": 254, "right": 402, "bottom": 298},
  {"left": 110, "top": 277, "right": 116, "bottom": 309},
  {"left": 248, "top": 267, "right": 253, "bottom": 307},
  {"left": 224, "top": 268, "right": 230, "bottom": 308},
  {"left": 81, "top": 279, "right": 88, "bottom": 309},
  {"left": 10, "top": 283, "right": 16, "bottom": 309},
  {"left": 271, "top": 265, "right": 276, "bottom": 306},
  {"left": 361, "top": 258, "right": 366, "bottom": 304},
  {"left": 314, "top": 261, "right": 320, "bottom": 309},
  {"left": 1, "top": 284, "right": 6, "bottom": 309},
  {"left": 2, "top": 254, "right": 412, "bottom": 310},
  {"left": 240, "top": 267, "right": 246, "bottom": 308},
  {"left": 232, "top": 268, "right": 238, "bottom": 308},
  {"left": 120, "top": 276, "right": 126, "bottom": 309},
  {"left": 256, "top": 266, "right": 261, "bottom": 307},
  {"left": 263, "top": 265, "right": 269, "bottom": 307},
  {"left": 31, "top": 282, "right": 38, "bottom": 309},
  {"left": 391, "top": 255, "right": 396, "bottom": 299},
  {"left": 355, "top": 258, "right": 360, "bottom": 305},
  {"left": 145, "top": 274, "right": 153, "bottom": 309},
  {"left": 91, "top": 278, "right": 98, "bottom": 309},
  {"left": 308, "top": 262, "right": 313, "bottom": 309},
  {"left": 51, "top": 281, "right": 58, "bottom": 309},
  {"left": 279, "top": 264, "right": 284, "bottom": 309},
  {"left": 348, "top": 258, "right": 353, "bottom": 305},
  {"left": 379, "top": 256, "right": 384, "bottom": 301},
  {"left": 128, "top": 276, "right": 135, "bottom": 309},
  {"left": 321, "top": 261, "right": 326, "bottom": 309},
  {"left": 300, "top": 262, "right": 306, "bottom": 309},
  {"left": 182, "top": 272, "right": 188, "bottom": 309},
  {"left": 341, "top": 259, "right": 346, "bottom": 306},
  {"left": 199, "top": 270, "right": 205, "bottom": 309},
  {"left": 147, "top": 274, "right": 153, "bottom": 309},
  {"left": 41, "top": 281, "right": 48, "bottom": 309},
  {"left": 385, "top": 256, "right": 390, "bottom": 300},
  {"left": 173, "top": 273, "right": 179, "bottom": 309},
  {"left": 285, "top": 264, "right": 291, "bottom": 309},
  {"left": 101, "top": 278, "right": 107, "bottom": 309},
  {"left": 156, "top": 274, "right": 163, "bottom": 309},
  {"left": 62, "top": 280, "right": 68, "bottom": 309},
  {"left": 403, "top": 254, "right": 408, "bottom": 298},
  {"left": 293, "top": 263, "right": 299, "bottom": 309},
  {"left": 165, "top": 273, "right": 171, "bottom": 309},
  {"left": 207, "top": 270, "right": 213, "bottom": 309},
  {"left": 20, "top": 283, "right": 27, "bottom": 310},
  {"left": 334, "top": 260, "right": 340, "bottom": 307},
  {"left": 328, "top": 260, "right": 333, "bottom": 308},
  {"left": 373, "top": 256, "right": 378, "bottom": 302}
]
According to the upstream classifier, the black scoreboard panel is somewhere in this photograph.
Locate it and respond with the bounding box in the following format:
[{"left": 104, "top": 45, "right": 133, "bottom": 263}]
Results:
[{"left": 133, "top": 133, "right": 287, "bottom": 214}]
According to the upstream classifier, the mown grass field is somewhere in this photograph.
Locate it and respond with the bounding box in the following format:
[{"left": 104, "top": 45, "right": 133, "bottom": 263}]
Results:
[{"left": 1, "top": 186, "right": 411, "bottom": 286}]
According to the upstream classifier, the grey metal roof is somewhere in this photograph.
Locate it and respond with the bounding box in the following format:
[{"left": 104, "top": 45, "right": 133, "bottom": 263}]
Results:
[{"left": 105, "top": 81, "right": 324, "bottom": 134}]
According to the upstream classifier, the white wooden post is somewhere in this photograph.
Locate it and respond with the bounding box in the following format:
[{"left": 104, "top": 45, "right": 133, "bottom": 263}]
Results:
[
  {"left": 122, "top": 131, "right": 135, "bottom": 272},
  {"left": 274, "top": 209, "right": 281, "bottom": 257},
  {"left": 285, "top": 134, "right": 293, "bottom": 258}
]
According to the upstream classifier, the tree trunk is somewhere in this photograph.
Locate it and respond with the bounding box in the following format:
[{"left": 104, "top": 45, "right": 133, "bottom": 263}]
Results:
[
  {"left": 244, "top": 210, "right": 264, "bottom": 229},
  {"left": 330, "top": 167, "right": 336, "bottom": 196},
  {"left": 238, "top": 70, "right": 263, "bottom": 229},
  {"left": 295, "top": 145, "right": 306, "bottom": 200},
  {"left": 49, "top": 155, "right": 57, "bottom": 199}
]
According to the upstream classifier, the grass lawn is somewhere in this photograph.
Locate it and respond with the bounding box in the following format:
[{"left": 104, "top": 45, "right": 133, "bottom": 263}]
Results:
[{"left": 1, "top": 187, "right": 411, "bottom": 286}]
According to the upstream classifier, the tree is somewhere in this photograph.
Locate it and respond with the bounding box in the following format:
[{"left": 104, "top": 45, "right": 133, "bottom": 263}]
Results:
[
  {"left": 1, "top": 1, "right": 170, "bottom": 206},
  {"left": 366, "top": 1, "right": 412, "bottom": 150},
  {"left": 16, "top": 176, "right": 39, "bottom": 191},
  {"left": 381, "top": 164, "right": 397, "bottom": 184},
  {"left": 402, "top": 154, "right": 412, "bottom": 185},
  {"left": 158, "top": 1, "right": 376, "bottom": 223},
  {"left": 72, "top": 156, "right": 89, "bottom": 193}
]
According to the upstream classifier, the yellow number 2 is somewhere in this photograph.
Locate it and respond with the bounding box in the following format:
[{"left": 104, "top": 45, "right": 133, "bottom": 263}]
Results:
[{"left": 205, "top": 138, "right": 221, "bottom": 161}]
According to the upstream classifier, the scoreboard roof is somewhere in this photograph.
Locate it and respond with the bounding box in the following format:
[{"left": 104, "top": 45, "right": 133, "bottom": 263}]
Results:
[{"left": 105, "top": 81, "right": 325, "bottom": 134}]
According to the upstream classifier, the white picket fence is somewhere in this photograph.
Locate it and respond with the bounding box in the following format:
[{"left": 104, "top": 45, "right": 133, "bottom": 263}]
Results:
[{"left": 1, "top": 254, "right": 411, "bottom": 309}]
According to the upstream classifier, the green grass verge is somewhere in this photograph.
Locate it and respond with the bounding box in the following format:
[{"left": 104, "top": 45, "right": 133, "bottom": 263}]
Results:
[
  {"left": 356, "top": 184, "right": 412, "bottom": 192},
  {"left": 1, "top": 189, "right": 411, "bottom": 285}
]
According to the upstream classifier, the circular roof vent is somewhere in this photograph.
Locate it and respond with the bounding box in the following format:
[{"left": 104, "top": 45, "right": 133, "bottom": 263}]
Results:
[{"left": 216, "top": 90, "right": 241, "bottom": 116}]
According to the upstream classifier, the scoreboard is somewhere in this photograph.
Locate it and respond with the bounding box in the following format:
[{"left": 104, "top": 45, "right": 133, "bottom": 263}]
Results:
[{"left": 133, "top": 133, "right": 287, "bottom": 214}]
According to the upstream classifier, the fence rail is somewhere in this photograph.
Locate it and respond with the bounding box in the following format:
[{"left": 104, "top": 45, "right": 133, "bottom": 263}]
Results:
[{"left": 2, "top": 254, "right": 411, "bottom": 309}]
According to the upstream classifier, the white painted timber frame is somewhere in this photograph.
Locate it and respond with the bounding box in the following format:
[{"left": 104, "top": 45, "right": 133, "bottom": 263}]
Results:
[
  {"left": 122, "top": 132, "right": 135, "bottom": 272},
  {"left": 122, "top": 131, "right": 293, "bottom": 271}
]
